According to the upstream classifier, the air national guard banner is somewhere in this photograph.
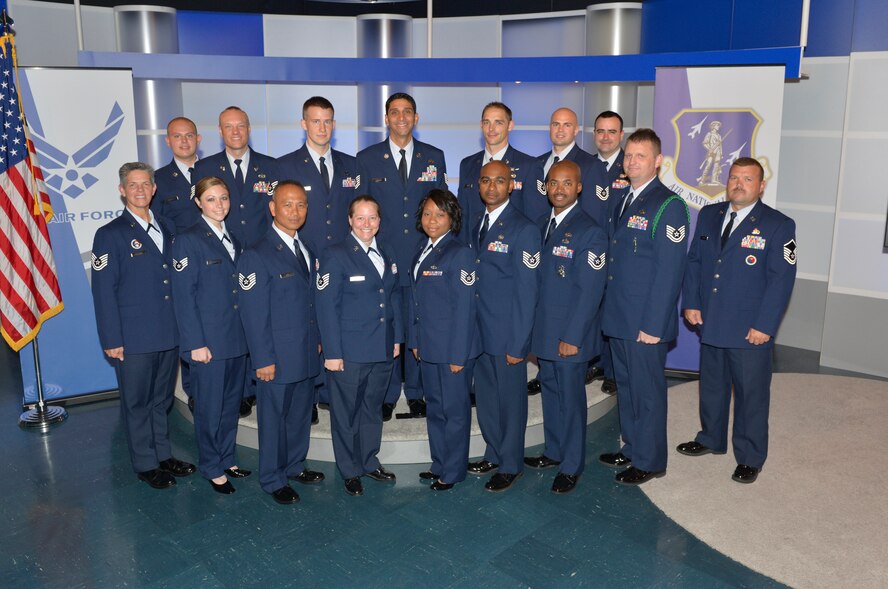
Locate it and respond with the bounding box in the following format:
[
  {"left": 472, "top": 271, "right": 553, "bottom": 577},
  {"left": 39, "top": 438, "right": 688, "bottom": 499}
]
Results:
[
  {"left": 654, "top": 65, "right": 786, "bottom": 372},
  {"left": 18, "top": 68, "right": 137, "bottom": 402}
]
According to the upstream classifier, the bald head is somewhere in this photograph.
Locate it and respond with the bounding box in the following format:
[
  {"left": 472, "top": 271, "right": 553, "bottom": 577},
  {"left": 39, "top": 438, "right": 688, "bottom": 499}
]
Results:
[
  {"left": 549, "top": 108, "right": 581, "bottom": 151},
  {"left": 479, "top": 160, "right": 514, "bottom": 211}
]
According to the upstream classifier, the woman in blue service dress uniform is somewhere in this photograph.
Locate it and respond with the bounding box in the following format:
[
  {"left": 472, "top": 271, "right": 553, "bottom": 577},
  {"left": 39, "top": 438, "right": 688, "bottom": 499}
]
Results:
[
  {"left": 408, "top": 189, "right": 480, "bottom": 491},
  {"left": 171, "top": 176, "right": 251, "bottom": 494},
  {"left": 316, "top": 195, "right": 403, "bottom": 497}
]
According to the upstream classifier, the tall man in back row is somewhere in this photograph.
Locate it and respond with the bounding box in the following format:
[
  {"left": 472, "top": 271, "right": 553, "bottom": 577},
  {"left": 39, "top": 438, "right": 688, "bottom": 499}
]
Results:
[
  {"left": 357, "top": 92, "right": 448, "bottom": 420},
  {"left": 599, "top": 129, "right": 689, "bottom": 486},
  {"left": 677, "top": 157, "right": 797, "bottom": 484}
]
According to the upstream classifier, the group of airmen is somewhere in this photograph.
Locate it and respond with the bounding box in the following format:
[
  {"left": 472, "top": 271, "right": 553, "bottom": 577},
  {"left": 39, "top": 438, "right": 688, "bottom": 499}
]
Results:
[{"left": 90, "top": 92, "right": 797, "bottom": 504}]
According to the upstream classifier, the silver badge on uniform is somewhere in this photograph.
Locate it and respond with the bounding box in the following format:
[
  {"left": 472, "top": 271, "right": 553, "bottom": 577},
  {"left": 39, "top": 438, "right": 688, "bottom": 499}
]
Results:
[
  {"left": 91, "top": 252, "right": 108, "bottom": 271},
  {"left": 522, "top": 251, "right": 540, "bottom": 269},
  {"left": 666, "top": 224, "right": 686, "bottom": 243},
  {"left": 173, "top": 257, "right": 188, "bottom": 272},
  {"left": 587, "top": 251, "right": 605, "bottom": 270},
  {"left": 459, "top": 269, "right": 476, "bottom": 286},
  {"left": 239, "top": 272, "right": 257, "bottom": 291}
]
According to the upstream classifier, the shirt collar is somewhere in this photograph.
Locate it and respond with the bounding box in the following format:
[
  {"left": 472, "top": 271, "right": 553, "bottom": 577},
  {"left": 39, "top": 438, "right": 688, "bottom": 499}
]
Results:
[
  {"left": 352, "top": 233, "right": 379, "bottom": 254},
  {"left": 485, "top": 144, "right": 509, "bottom": 162},
  {"left": 388, "top": 138, "right": 414, "bottom": 163},
  {"left": 599, "top": 149, "right": 620, "bottom": 171},
  {"left": 553, "top": 142, "right": 575, "bottom": 158},
  {"left": 425, "top": 230, "right": 450, "bottom": 250},
  {"left": 174, "top": 157, "right": 197, "bottom": 179},
  {"left": 484, "top": 199, "right": 510, "bottom": 227},
  {"left": 549, "top": 201, "right": 578, "bottom": 225},
  {"left": 273, "top": 223, "right": 299, "bottom": 251},
  {"left": 629, "top": 176, "right": 656, "bottom": 198},
  {"left": 128, "top": 207, "right": 157, "bottom": 231},
  {"left": 306, "top": 143, "right": 332, "bottom": 166},
  {"left": 226, "top": 149, "right": 251, "bottom": 172},
  {"left": 202, "top": 216, "right": 228, "bottom": 240}
]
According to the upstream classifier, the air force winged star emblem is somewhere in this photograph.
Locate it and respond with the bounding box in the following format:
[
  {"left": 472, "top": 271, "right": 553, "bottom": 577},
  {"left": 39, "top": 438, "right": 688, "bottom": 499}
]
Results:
[
  {"left": 29, "top": 102, "right": 126, "bottom": 201},
  {"left": 666, "top": 224, "right": 686, "bottom": 243},
  {"left": 316, "top": 273, "right": 330, "bottom": 291},
  {"left": 522, "top": 251, "right": 540, "bottom": 269},
  {"left": 783, "top": 239, "right": 797, "bottom": 265},
  {"left": 587, "top": 251, "right": 605, "bottom": 270},
  {"left": 91, "top": 252, "right": 108, "bottom": 271},
  {"left": 596, "top": 185, "right": 609, "bottom": 201},
  {"left": 459, "top": 269, "right": 476, "bottom": 286},
  {"left": 173, "top": 257, "right": 188, "bottom": 272},
  {"left": 239, "top": 272, "right": 257, "bottom": 291}
]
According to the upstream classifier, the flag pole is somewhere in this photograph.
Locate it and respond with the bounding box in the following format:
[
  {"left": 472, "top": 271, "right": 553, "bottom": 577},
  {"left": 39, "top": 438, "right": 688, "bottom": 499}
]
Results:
[{"left": 19, "top": 337, "right": 67, "bottom": 431}]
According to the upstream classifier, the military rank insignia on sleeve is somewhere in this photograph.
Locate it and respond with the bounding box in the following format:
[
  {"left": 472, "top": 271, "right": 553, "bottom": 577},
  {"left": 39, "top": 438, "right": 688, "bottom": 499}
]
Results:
[
  {"left": 587, "top": 251, "right": 605, "bottom": 270},
  {"left": 91, "top": 253, "right": 108, "bottom": 271},
  {"left": 316, "top": 273, "right": 330, "bottom": 290},
  {"left": 173, "top": 257, "right": 188, "bottom": 272},
  {"left": 596, "top": 185, "right": 609, "bottom": 201},
  {"left": 459, "top": 269, "right": 476, "bottom": 286},
  {"left": 783, "top": 239, "right": 797, "bottom": 265},
  {"left": 666, "top": 224, "right": 686, "bottom": 243},
  {"left": 239, "top": 272, "right": 257, "bottom": 291},
  {"left": 537, "top": 180, "right": 547, "bottom": 195},
  {"left": 522, "top": 251, "right": 540, "bottom": 269}
]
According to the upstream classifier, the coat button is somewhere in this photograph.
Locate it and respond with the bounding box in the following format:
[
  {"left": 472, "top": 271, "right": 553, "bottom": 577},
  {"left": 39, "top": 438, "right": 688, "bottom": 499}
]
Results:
[
  {"left": 714, "top": 274, "right": 720, "bottom": 279},
  {"left": 326, "top": 220, "right": 331, "bottom": 225},
  {"left": 712, "top": 288, "right": 718, "bottom": 293},
  {"left": 240, "top": 204, "right": 245, "bottom": 209},
  {"left": 380, "top": 318, "right": 385, "bottom": 323},
  {"left": 164, "top": 295, "right": 170, "bottom": 300},
  {"left": 326, "top": 204, "right": 331, "bottom": 209},
  {"left": 379, "top": 303, "right": 385, "bottom": 308},
  {"left": 162, "top": 264, "right": 168, "bottom": 269},
  {"left": 163, "top": 279, "right": 169, "bottom": 284},
  {"left": 379, "top": 289, "right": 384, "bottom": 294},
  {"left": 608, "top": 275, "right": 613, "bottom": 280},
  {"left": 404, "top": 229, "right": 409, "bottom": 234},
  {"left": 232, "top": 289, "right": 237, "bottom": 294},
  {"left": 404, "top": 213, "right": 409, "bottom": 218},
  {"left": 241, "top": 220, "right": 246, "bottom": 224},
  {"left": 233, "top": 304, "right": 238, "bottom": 309}
]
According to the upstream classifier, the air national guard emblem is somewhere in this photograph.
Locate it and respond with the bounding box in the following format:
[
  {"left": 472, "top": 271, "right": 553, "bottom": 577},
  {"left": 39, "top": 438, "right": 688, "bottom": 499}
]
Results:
[
  {"left": 130, "top": 239, "right": 142, "bottom": 250},
  {"left": 239, "top": 272, "right": 257, "bottom": 291},
  {"left": 173, "top": 257, "right": 188, "bottom": 272},
  {"left": 91, "top": 252, "right": 108, "bottom": 271},
  {"left": 783, "top": 239, "right": 797, "bottom": 265},
  {"left": 596, "top": 185, "right": 609, "bottom": 201},
  {"left": 316, "top": 273, "right": 330, "bottom": 291},
  {"left": 665, "top": 224, "right": 686, "bottom": 243},
  {"left": 459, "top": 269, "right": 476, "bottom": 286},
  {"left": 522, "top": 251, "right": 540, "bottom": 269},
  {"left": 667, "top": 109, "right": 766, "bottom": 207},
  {"left": 537, "top": 179, "right": 547, "bottom": 195},
  {"left": 587, "top": 251, "right": 605, "bottom": 270}
]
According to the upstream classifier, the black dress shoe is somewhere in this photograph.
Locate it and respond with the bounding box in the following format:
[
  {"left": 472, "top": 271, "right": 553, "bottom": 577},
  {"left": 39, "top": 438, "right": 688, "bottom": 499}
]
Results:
[
  {"left": 552, "top": 473, "right": 579, "bottom": 494},
  {"left": 382, "top": 403, "right": 395, "bottom": 422},
  {"left": 599, "top": 452, "right": 632, "bottom": 468},
  {"left": 407, "top": 399, "right": 427, "bottom": 418},
  {"left": 676, "top": 440, "right": 721, "bottom": 456},
  {"left": 225, "top": 467, "right": 252, "bottom": 478},
  {"left": 527, "top": 378, "right": 542, "bottom": 395},
  {"left": 365, "top": 467, "right": 396, "bottom": 482},
  {"left": 430, "top": 479, "right": 455, "bottom": 491},
  {"left": 732, "top": 464, "right": 760, "bottom": 484},
  {"left": 485, "top": 472, "right": 522, "bottom": 492},
  {"left": 419, "top": 471, "right": 440, "bottom": 481},
  {"left": 289, "top": 469, "right": 325, "bottom": 484},
  {"left": 586, "top": 366, "right": 605, "bottom": 384},
  {"left": 137, "top": 469, "right": 176, "bottom": 489},
  {"left": 524, "top": 455, "right": 561, "bottom": 469},
  {"left": 239, "top": 399, "right": 253, "bottom": 418},
  {"left": 467, "top": 460, "right": 498, "bottom": 475},
  {"left": 615, "top": 467, "right": 665, "bottom": 486},
  {"left": 344, "top": 477, "right": 364, "bottom": 496},
  {"left": 311, "top": 404, "right": 319, "bottom": 425},
  {"left": 159, "top": 458, "right": 196, "bottom": 477},
  {"left": 601, "top": 378, "right": 617, "bottom": 394},
  {"left": 210, "top": 479, "right": 236, "bottom": 494},
  {"left": 187, "top": 396, "right": 195, "bottom": 414},
  {"left": 271, "top": 485, "right": 300, "bottom": 504}
]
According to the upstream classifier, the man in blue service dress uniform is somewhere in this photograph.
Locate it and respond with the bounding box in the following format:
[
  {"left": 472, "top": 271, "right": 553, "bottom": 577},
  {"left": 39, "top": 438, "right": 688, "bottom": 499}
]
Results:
[
  {"left": 91, "top": 162, "right": 196, "bottom": 489},
  {"left": 458, "top": 102, "right": 547, "bottom": 243},
  {"left": 151, "top": 117, "right": 202, "bottom": 233},
  {"left": 237, "top": 181, "right": 326, "bottom": 505},
  {"left": 677, "top": 157, "right": 797, "bottom": 484},
  {"left": 356, "top": 92, "right": 448, "bottom": 420},
  {"left": 466, "top": 160, "right": 540, "bottom": 492},
  {"left": 277, "top": 96, "right": 360, "bottom": 413},
  {"left": 524, "top": 160, "right": 608, "bottom": 494},
  {"left": 599, "top": 129, "right": 690, "bottom": 486},
  {"left": 193, "top": 106, "right": 278, "bottom": 249}
]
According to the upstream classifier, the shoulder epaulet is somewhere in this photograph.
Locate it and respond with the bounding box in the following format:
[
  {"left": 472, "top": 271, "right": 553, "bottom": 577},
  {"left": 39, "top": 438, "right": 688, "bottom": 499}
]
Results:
[{"left": 651, "top": 194, "right": 690, "bottom": 239}]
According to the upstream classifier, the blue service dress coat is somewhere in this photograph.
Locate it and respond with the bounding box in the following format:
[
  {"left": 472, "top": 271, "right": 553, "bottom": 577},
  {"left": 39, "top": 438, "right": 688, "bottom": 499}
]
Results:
[
  {"left": 171, "top": 218, "right": 248, "bottom": 480},
  {"left": 356, "top": 139, "right": 448, "bottom": 288},
  {"left": 193, "top": 149, "right": 278, "bottom": 248},
  {"left": 237, "top": 227, "right": 319, "bottom": 492},
  {"left": 458, "top": 146, "right": 547, "bottom": 243},
  {"left": 316, "top": 234, "right": 404, "bottom": 479},
  {"left": 408, "top": 232, "right": 480, "bottom": 484},
  {"left": 151, "top": 159, "right": 201, "bottom": 233},
  {"left": 90, "top": 208, "right": 179, "bottom": 473},
  {"left": 468, "top": 202, "right": 541, "bottom": 475},
  {"left": 276, "top": 145, "right": 359, "bottom": 253}
]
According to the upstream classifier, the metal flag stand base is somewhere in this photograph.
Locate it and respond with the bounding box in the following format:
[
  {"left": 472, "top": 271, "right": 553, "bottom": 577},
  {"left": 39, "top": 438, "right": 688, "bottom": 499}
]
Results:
[{"left": 18, "top": 338, "right": 67, "bottom": 432}]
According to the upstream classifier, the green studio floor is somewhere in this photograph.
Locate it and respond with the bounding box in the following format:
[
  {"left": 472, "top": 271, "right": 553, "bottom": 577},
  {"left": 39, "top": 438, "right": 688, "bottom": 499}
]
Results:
[{"left": 0, "top": 346, "right": 855, "bottom": 588}]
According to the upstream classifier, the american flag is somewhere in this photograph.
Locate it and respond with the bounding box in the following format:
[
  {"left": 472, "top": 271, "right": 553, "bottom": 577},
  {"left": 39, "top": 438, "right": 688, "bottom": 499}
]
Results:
[{"left": 0, "top": 33, "right": 63, "bottom": 351}]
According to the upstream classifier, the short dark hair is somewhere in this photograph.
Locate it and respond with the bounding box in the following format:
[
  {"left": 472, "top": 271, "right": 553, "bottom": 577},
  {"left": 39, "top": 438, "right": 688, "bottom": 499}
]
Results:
[
  {"left": 385, "top": 92, "right": 417, "bottom": 113},
  {"left": 730, "top": 157, "right": 765, "bottom": 182},
  {"left": 626, "top": 128, "right": 662, "bottom": 155},
  {"left": 166, "top": 116, "right": 197, "bottom": 134},
  {"left": 194, "top": 176, "right": 229, "bottom": 201},
  {"left": 273, "top": 179, "right": 307, "bottom": 198},
  {"left": 549, "top": 159, "right": 582, "bottom": 182},
  {"left": 416, "top": 189, "right": 462, "bottom": 235},
  {"left": 348, "top": 194, "right": 381, "bottom": 218},
  {"left": 302, "top": 96, "right": 334, "bottom": 119},
  {"left": 595, "top": 110, "right": 623, "bottom": 131},
  {"left": 482, "top": 101, "right": 512, "bottom": 122}
]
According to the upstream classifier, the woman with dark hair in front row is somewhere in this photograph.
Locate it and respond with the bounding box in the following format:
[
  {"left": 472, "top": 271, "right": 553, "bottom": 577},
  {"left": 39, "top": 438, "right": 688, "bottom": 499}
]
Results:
[
  {"left": 171, "top": 176, "right": 251, "bottom": 494},
  {"left": 315, "top": 195, "right": 403, "bottom": 497},
  {"left": 408, "top": 189, "right": 481, "bottom": 490}
]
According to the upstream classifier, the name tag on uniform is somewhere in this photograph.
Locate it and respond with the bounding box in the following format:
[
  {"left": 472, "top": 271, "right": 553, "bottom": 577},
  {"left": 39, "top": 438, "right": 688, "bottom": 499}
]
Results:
[
  {"left": 279, "top": 271, "right": 296, "bottom": 279},
  {"left": 304, "top": 185, "right": 312, "bottom": 191},
  {"left": 163, "top": 196, "right": 179, "bottom": 203},
  {"left": 206, "top": 259, "right": 222, "bottom": 265},
  {"left": 371, "top": 177, "right": 386, "bottom": 183},
  {"left": 130, "top": 251, "right": 145, "bottom": 257},
  {"left": 349, "top": 275, "right": 366, "bottom": 282}
]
